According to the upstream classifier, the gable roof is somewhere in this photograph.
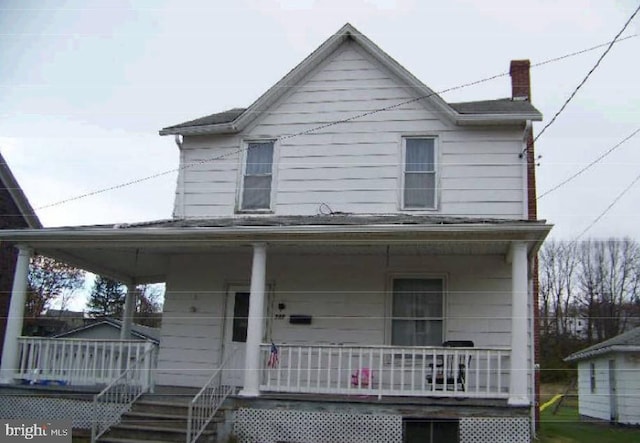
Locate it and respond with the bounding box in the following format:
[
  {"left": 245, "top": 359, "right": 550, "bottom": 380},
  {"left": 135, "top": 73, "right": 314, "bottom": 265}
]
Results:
[
  {"left": 160, "top": 23, "right": 541, "bottom": 136},
  {"left": 54, "top": 317, "right": 160, "bottom": 343},
  {"left": 0, "top": 151, "right": 42, "bottom": 229},
  {"left": 565, "top": 327, "right": 640, "bottom": 362}
]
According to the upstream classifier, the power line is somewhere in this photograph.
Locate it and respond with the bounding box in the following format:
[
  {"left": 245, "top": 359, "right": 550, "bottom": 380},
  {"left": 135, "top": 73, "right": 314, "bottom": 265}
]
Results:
[
  {"left": 574, "top": 171, "right": 640, "bottom": 241},
  {"left": 538, "top": 127, "right": 640, "bottom": 200},
  {"left": 34, "top": 34, "right": 639, "bottom": 211},
  {"left": 534, "top": 4, "right": 640, "bottom": 142}
]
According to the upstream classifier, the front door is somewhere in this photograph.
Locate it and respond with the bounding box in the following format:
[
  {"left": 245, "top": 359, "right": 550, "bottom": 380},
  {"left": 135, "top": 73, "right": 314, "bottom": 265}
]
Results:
[
  {"left": 223, "top": 290, "right": 250, "bottom": 388},
  {"left": 608, "top": 359, "right": 618, "bottom": 422}
]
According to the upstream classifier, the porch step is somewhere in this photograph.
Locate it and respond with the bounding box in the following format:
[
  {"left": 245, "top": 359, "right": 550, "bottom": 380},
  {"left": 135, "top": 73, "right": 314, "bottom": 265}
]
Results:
[
  {"left": 120, "top": 411, "right": 190, "bottom": 430},
  {"left": 103, "top": 424, "right": 216, "bottom": 443},
  {"left": 120, "top": 411, "right": 222, "bottom": 430},
  {"left": 131, "top": 399, "right": 191, "bottom": 416},
  {"left": 99, "top": 439, "right": 176, "bottom": 443},
  {"left": 97, "top": 398, "right": 221, "bottom": 443}
]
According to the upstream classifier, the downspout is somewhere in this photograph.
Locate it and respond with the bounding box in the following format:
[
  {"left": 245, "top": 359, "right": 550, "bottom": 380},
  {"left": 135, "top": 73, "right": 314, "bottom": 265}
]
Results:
[{"left": 173, "top": 135, "right": 186, "bottom": 218}]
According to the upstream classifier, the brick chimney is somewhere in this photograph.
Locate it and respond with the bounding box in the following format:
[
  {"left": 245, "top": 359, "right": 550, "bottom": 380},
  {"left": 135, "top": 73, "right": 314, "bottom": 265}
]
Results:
[
  {"left": 510, "top": 59, "right": 531, "bottom": 100},
  {"left": 510, "top": 57, "right": 541, "bottom": 431}
]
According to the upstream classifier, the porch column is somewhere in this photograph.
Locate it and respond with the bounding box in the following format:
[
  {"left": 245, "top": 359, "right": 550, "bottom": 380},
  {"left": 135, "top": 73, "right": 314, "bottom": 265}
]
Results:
[
  {"left": 120, "top": 286, "right": 136, "bottom": 340},
  {"left": 0, "top": 245, "right": 32, "bottom": 383},
  {"left": 509, "top": 241, "right": 530, "bottom": 405},
  {"left": 239, "top": 243, "right": 267, "bottom": 397}
]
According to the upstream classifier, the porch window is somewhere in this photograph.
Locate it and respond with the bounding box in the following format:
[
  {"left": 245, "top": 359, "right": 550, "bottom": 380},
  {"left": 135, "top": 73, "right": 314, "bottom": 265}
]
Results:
[
  {"left": 241, "top": 141, "right": 274, "bottom": 210},
  {"left": 402, "top": 137, "right": 436, "bottom": 209},
  {"left": 391, "top": 278, "right": 443, "bottom": 346}
]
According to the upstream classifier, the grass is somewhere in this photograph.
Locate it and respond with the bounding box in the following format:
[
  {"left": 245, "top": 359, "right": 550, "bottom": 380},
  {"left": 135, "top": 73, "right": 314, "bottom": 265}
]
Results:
[{"left": 538, "top": 404, "right": 640, "bottom": 443}]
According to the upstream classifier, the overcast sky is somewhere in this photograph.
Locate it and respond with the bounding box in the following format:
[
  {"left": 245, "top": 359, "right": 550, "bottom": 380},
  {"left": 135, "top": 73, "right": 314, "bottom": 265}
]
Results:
[{"left": 1, "top": 0, "right": 639, "bottom": 241}]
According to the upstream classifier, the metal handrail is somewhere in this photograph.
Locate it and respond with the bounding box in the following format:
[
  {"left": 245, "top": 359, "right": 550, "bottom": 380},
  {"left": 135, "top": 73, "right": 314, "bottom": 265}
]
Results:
[
  {"left": 91, "top": 342, "right": 156, "bottom": 442},
  {"left": 186, "top": 347, "right": 237, "bottom": 443}
]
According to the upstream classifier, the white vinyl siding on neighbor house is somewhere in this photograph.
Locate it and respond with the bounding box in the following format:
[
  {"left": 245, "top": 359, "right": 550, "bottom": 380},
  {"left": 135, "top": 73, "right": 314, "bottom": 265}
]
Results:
[
  {"left": 173, "top": 42, "right": 526, "bottom": 219},
  {"left": 577, "top": 354, "right": 640, "bottom": 425},
  {"left": 577, "top": 357, "right": 613, "bottom": 422},
  {"left": 155, "top": 251, "right": 516, "bottom": 388}
]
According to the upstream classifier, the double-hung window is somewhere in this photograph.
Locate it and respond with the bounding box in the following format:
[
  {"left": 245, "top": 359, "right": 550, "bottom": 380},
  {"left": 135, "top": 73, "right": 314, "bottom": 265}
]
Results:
[
  {"left": 403, "top": 137, "right": 436, "bottom": 209},
  {"left": 391, "top": 278, "right": 444, "bottom": 346},
  {"left": 241, "top": 141, "right": 274, "bottom": 210}
]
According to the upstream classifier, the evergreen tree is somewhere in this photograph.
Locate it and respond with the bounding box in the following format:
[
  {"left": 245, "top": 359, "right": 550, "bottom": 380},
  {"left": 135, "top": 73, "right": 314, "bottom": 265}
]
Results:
[{"left": 87, "top": 276, "right": 126, "bottom": 318}]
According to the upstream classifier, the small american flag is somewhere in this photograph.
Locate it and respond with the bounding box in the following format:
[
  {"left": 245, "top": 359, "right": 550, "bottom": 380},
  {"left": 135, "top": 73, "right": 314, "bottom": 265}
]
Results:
[{"left": 267, "top": 342, "right": 279, "bottom": 368}]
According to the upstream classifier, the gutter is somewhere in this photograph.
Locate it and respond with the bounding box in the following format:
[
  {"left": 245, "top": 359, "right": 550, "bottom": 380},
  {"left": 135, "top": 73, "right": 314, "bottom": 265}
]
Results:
[
  {"left": 0, "top": 222, "right": 553, "bottom": 242},
  {"left": 456, "top": 113, "right": 542, "bottom": 125}
]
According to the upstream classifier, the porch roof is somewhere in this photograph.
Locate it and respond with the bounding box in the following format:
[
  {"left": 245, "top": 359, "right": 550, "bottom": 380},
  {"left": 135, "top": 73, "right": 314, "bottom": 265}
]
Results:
[{"left": 0, "top": 215, "right": 552, "bottom": 285}]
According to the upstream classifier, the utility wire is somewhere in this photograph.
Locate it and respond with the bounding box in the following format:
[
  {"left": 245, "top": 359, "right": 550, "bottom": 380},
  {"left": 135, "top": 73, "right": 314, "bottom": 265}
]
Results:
[
  {"left": 534, "top": 4, "right": 640, "bottom": 142},
  {"left": 574, "top": 171, "right": 640, "bottom": 241},
  {"left": 35, "top": 34, "right": 639, "bottom": 211},
  {"left": 538, "top": 127, "right": 640, "bottom": 199}
]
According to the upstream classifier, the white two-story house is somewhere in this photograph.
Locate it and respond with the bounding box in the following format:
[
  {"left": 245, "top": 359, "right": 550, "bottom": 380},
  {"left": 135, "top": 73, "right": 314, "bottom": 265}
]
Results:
[{"left": 0, "top": 24, "right": 550, "bottom": 443}]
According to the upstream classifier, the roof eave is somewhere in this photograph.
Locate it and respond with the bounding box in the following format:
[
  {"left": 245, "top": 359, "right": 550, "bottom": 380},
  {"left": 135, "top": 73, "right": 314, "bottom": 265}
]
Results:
[
  {"left": 0, "top": 222, "right": 553, "bottom": 244},
  {"left": 455, "top": 113, "right": 543, "bottom": 126},
  {"left": 565, "top": 345, "right": 640, "bottom": 362},
  {"left": 159, "top": 122, "right": 238, "bottom": 136},
  {"left": 0, "top": 153, "right": 43, "bottom": 229}
]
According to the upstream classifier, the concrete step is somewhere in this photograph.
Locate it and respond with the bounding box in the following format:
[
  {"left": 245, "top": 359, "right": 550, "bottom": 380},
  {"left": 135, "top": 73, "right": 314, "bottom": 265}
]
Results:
[
  {"left": 131, "top": 400, "right": 191, "bottom": 416},
  {"left": 99, "top": 438, "right": 176, "bottom": 443},
  {"left": 103, "top": 423, "right": 216, "bottom": 443},
  {"left": 120, "top": 411, "right": 188, "bottom": 430},
  {"left": 119, "top": 411, "right": 221, "bottom": 431}
]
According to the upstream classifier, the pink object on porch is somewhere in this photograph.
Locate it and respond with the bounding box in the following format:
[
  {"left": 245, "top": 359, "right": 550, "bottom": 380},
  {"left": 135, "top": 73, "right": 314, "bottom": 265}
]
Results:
[{"left": 351, "top": 367, "right": 372, "bottom": 387}]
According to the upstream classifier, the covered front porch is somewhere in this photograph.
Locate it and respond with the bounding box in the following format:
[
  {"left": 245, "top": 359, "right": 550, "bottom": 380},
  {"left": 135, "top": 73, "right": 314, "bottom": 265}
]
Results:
[{"left": 0, "top": 216, "right": 550, "bottom": 409}]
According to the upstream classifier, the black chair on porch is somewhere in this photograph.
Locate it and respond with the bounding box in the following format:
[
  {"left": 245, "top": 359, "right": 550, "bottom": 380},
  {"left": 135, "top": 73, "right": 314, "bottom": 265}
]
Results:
[{"left": 426, "top": 340, "right": 474, "bottom": 392}]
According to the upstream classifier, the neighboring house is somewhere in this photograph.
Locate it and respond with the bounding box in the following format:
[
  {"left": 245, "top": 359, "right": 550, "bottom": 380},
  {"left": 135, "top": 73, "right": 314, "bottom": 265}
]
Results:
[
  {"left": 54, "top": 317, "right": 160, "bottom": 344},
  {"left": 22, "top": 310, "right": 84, "bottom": 337},
  {"left": 565, "top": 315, "right": 588, "bottom": 339},
  {"left": 565, "top": 327, "right": 640, "bottom": 425},
  {"left": 0, "top": 152, "right": 41, "bottom": 362},
  {"left": 0, "top": 24, "right": 551, "bottom": 443}
]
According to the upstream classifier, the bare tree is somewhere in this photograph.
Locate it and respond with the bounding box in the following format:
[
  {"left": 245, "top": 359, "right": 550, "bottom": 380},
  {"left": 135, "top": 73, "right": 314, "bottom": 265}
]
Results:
[
  {"left": 539, "top": 240, "right": 577, "bottom": 336},
  {"left": 26, "top": 255, "right": 85, "bottom": 317},
  {"left": 134, "top": 284, "right": 163, "bottom": 327},
  {"left": 577, "top": 238, "right": 640, "bottom": 342}
]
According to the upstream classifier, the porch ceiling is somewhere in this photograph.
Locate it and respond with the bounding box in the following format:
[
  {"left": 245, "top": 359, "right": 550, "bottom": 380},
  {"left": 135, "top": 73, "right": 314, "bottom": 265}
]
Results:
[{"left": 0, "top": 217, "right": 552, "bottom": 285}]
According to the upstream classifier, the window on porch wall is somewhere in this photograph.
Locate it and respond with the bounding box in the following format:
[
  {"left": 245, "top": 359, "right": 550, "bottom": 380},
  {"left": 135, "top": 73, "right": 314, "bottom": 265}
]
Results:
[{"left": 391, "top": 279, "right": 443, "bottom": 346}]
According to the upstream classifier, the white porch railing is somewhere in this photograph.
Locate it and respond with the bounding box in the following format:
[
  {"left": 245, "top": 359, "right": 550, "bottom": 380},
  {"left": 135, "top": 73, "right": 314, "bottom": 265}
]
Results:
[
  {"left": 260, "top": 344, "right": 510, "bottom": 399},
  {"left": 91, "top": 342, "right": 157, "bottom": 442},
  {"left": 186, "top": 347, "right": 237, "bottom": 443},
  {"left": 16, "top": 337, "right": 157, "bottom": 387}
]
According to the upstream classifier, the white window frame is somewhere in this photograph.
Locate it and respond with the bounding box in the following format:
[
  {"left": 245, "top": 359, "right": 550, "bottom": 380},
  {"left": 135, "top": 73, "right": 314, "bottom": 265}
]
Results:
[
  {"left": 400, "top": 136, "right": 439, "bottom": 210},
  {"left": 238, "top": 139, "right": 276, "bottom": 212},
  {"left": 385, "top": 274, "right": 447, "bottom": 347}
]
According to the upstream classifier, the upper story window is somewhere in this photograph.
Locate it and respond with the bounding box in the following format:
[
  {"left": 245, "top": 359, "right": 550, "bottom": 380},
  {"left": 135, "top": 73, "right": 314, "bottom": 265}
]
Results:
[
  {"left": 403, "top": 137, "right": 436, "bottom": 209},
  {"left": 241, "top": 141, "right": 274, "bottom": 210}
]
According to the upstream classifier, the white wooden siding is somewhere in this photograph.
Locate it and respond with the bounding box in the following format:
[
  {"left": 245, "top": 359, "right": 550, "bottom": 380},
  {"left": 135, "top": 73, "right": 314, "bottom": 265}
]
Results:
[
  {"left": 578, "top": 353, "right": 640, "bottom": 425},
  {"left": 577, "top": 358, "right": 612, "bottom": 421},
  {"left": 615, "top": 353, "right": 640, "bottom": 425},
  {"left": 155, "top": 251, "right": 521, "bottom": 388},
  {"left": 174, "top": 41, "right": 526, "bottom": 219}
]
